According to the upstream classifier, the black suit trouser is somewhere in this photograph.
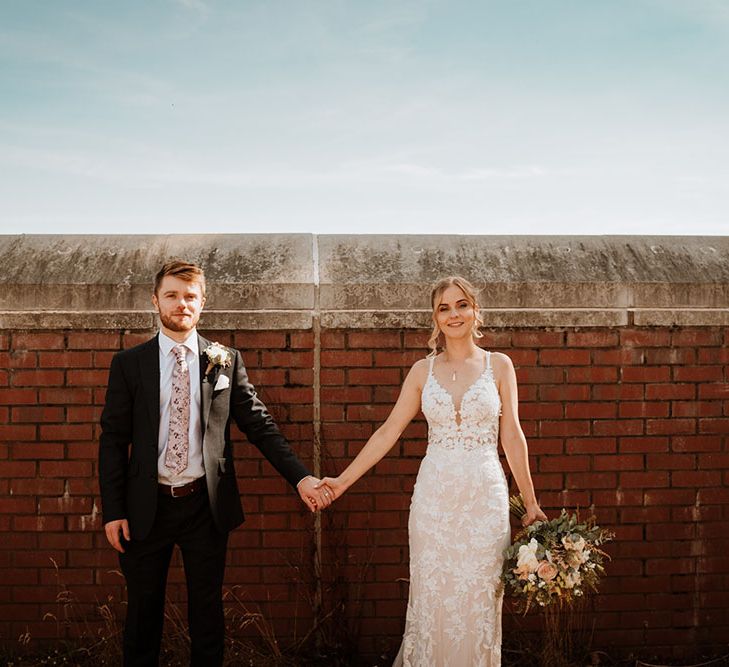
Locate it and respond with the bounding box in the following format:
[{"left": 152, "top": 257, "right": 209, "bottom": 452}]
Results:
[{"left": 119, "top": 485, "right": 228, "bottom": 667}]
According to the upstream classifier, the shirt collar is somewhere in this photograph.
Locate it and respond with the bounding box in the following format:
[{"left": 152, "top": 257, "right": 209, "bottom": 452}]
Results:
[{"left": 158, "top": 329, "right": 199, "bottom": 357}]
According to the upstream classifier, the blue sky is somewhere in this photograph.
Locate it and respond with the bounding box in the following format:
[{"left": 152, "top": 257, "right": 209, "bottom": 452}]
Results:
[{"left": 1, "top": 0, "right": 727, "bottom": 235}]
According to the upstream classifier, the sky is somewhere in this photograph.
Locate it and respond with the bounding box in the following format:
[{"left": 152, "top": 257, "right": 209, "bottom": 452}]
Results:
[{"left": 0, "top": 0, "right": 727, "bottom": 236}]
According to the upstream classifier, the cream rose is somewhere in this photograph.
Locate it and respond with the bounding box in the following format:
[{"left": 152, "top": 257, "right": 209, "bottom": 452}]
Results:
[
  {"left": 536, "top": 560, "right": 558, "bottom": 582},
  {"left": 516, "top": 538, "right": 540, "bottom": 573}
]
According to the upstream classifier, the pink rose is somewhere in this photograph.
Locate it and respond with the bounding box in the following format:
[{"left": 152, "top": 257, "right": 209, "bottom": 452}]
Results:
[{"left": 536, "top": 560, "right": 558, "bottom": 582}]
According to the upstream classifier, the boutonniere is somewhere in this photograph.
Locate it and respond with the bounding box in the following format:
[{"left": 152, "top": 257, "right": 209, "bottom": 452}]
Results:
[{"left": 203, "top": 342, "right": 232, "bottom": 378}]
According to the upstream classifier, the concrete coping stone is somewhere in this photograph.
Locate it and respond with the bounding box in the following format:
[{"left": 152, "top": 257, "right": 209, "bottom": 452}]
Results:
[{"left": 1, "top": 234, "right": 727, "bottom": 329}]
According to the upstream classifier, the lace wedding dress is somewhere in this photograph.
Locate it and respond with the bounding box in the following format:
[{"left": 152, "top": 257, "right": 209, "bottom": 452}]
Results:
[{"left": 394, "top": 351, "right": 511, "bottom": 667}]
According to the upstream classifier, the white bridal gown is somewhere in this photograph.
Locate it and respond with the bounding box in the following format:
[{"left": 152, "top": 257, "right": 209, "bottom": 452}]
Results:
[{"left": 394, "top": 351, "right": 511, "bottom": 667}]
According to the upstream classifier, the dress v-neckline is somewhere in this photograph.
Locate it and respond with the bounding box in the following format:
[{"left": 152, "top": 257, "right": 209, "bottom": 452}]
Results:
[{"left": 428, "top": 355, "right": 491, "bottom": 426}]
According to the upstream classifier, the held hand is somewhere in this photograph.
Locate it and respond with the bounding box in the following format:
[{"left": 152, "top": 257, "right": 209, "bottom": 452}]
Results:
[
  {"left": 297, "top": 476, "right": 333, "bottom": 512},
  {"left": 521, "top": 503, "right": 548, "bottom": 528},
  {"left": 104, "top": 519, "right": 130, "bottom": 553},
  {"left": 314, "top": 476, "right": 347, "bottom": 502}
]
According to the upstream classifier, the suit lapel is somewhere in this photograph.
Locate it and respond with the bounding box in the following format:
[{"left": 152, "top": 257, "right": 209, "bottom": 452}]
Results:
[
  {"left": 139, "top": 335, "right": 161, "bottom": 437},
  {"left": 198, "top": 333, "right": 213, "bottom": 434}
]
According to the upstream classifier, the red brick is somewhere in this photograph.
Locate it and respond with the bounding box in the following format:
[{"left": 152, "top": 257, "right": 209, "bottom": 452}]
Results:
[
  {"left": 11, "top": 406, "right": 65, "bottom": 423},
  {"left": 671, "top": 470, "right": 722, "bottom": 487},
  {"left": 620, "top": 330, "right": 671, "bottom": 347},
  {"left": 123, "top": 332, "right": 155, "bottom": 347},
  {"left": 287, "top": 368, "right": 314, "bottom": 385},
  {"left": 321, "top": 331, "right": 345, "bottom": 349},
  {"left": 539, "top": 420, "right": 590, "bottom": 437},
  {"left": 289, "top": 332, "right": 313, "bottom": 349},
  {"left": 672, "top": 329, "right": 723, "bottom": 346},
  {"left": 320, "top": 386, "right": 372, "bottom": 403},
  {"left": 643, "top": 348, "right": 696, "bottom": 365},
  {"left": 13, "top": 516, "right": 64, "bottom": 531},
  {"left": 672, "top": 400, "right": 722, "bottom": 417},
  {"left": 234, "top": 331, "right": 287, "bottom": 349},
  {"left": 12, "top": 333, "right": 65, "bottom": 350},
  {"left": 11, "top": 442, "right": 64, "bottom": 459},
  {"left": 592, "top": 384, "right": 644, "bottom": 400},
  {"left": 66, "top": 406, "right": 102, "bottom": 423},
  {"left": 699, "top": 417, "right": 729, "bottom": 434},
  {"left": 593, "top": 349, "right": 644, "bottom": 365},
  {"left": 565, "top": 437, "right": 616, "bottom": 454},
  {"left": 698, "top": 348, "right": 729, "bottom": 364},
  {"left": 593, "top": 454, "right": 643, "bottom": 471},
  {"left": 38, "top": 496, "right": 93, "bottom": 514},
  {"left": 698, "top": 383, "right": 729, "bottom": 399},
  {"left": 620, "top": 471, "right": 669, "bottom": 488},
  {"left": 37, "top": 351, "right": 94, "bottom": 368},
  {"left": 66, "top": 369, "right": 109, "bottom": 386},
  {"left": 645, "top": 383, "right": 696, "bottom": 400},
  {"left": 540, "top": 349, "right": 591, "bottom": 365},
  {"left": 0, "top": 425, "right": 36, "bottom": 441},
  {"left": 592, "top": 420, "right": 643, "bottom": 436},
  {"left": 646, "top": 418, "right": 695, "bottom": 435},
  {"left": 671, "top": 435, "right": 722, "bottom": 452},
  {"left": 0, "top": 497, "right": 36, "bottom": 513},
  {"left": 566, "top": 367, "right": 618, "bottom": 383},
  {"left": 38, "top": 388, "right": 92, "bottom": 404},
  {"left": 540, "top": 455, "right": 589, "bottom": 472},
  {"left": 39, "top": 461, "right": 92, "bottom": 477},
  {"left": 348, "top": 331, "right": 401, "bottom": 349},
  {"left": 673, "top": 366, "right": 724, "bottom": 382},
  {"left": 698, "top": 453, "right": 729, "bottom": 469},
  {"left": 321, "top": 350, "right": 373, "bottom": 367},
  {"left": 66, "top": 332, "right": 120, "bottom": 350},
  {"left": 0, "top": 350, "right": 37, "bottom": 368},
  {"left": 516, "top": 367, "right": 564, "bottom": 384},
  {"left": 9, "top": 479, "right": 65, "bottom": 495},
  {"left": 618, "top": 402, "right": 669, "bottom": 418},
  {"left": 647, "top": 454, "right": 696, "bottom": 470},
  {"left": 374, "top": 350, "right": 427, "bottom": 367},
  {"left": 566, "top": 331, "right": 619, "bottom": 347},
  {"left": 566, "top": 402, "right": 615, "bottom": 419},
  {"left": 39, "top": 424, "right": 92, "bottom": 441},
  {"left": 261, "top": 351, "right": 313, "bottom": 368},
  {"left": 0, "top": 388, "right": 37, "bottom": 405},
  {"left": 348, "top": 368, "right": 401, "bottom": 385},
  {"left": 539, "top": 384, "right": 590, "bottom": 401},
  {"left": 566, "top": 472, "right": 616, "bottom": 488},
  {"left": 621, "top": 366, "right": 671, "bottom": 383},
  {"left": 11, "top": 370, "right": 64, "bottom": 386},
  {"left": 511, "top": 331, "right": 564, "bottom": 347}
]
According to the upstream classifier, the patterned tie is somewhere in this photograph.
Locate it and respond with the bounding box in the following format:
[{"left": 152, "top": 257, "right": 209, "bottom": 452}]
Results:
[{"left": 165, "top": 344, "right": 190, "bottom": 475}]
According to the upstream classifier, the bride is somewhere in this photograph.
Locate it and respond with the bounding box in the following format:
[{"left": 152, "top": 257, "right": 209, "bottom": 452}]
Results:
[{"left": 317, "top": 276, "right": 547, "bottom": 666}]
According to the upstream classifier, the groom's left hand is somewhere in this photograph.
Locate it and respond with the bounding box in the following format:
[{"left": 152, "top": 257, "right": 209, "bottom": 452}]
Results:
[{"left": 297, "top": 476, "right": 333, "bottom": 512}]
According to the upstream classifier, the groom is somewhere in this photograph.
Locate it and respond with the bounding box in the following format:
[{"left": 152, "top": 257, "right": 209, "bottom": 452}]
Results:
[{"left": 99, "top": 260, "right": 330, "bottom": 666}]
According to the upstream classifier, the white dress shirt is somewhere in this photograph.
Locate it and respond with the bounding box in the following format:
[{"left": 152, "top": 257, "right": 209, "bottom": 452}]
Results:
[{"left": 157, "top": 330, "right": 205, "bottom": 485}]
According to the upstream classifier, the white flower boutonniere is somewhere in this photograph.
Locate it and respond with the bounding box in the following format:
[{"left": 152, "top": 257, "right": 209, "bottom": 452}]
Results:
[{"left": 204, "top": 342, "right": 232, "bottom": 377}]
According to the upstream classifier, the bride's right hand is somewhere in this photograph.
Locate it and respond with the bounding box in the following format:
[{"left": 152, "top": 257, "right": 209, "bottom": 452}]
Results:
[{"left": 314, "top": 476, "right": 347, "bottom": 502}]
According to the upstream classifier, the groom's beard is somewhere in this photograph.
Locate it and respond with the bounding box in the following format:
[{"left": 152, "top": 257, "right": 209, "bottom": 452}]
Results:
[{"left": 158, "top": 311, "right": 198, "bottom": 333}]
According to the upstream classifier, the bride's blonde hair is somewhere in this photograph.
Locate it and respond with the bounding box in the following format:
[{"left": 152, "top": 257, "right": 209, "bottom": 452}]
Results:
[{"left": 427, "top": 276, "right": 484, "bottom": 356}]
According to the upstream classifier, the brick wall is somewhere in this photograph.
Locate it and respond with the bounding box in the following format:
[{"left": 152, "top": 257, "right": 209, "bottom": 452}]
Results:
[{"left": 3, "top": 323, "right": 727, "bottom": 659}]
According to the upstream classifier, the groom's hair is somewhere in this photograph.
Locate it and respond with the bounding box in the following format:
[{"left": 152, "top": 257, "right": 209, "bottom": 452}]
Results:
[{"left": 154, "top": 260, "right": 206, "bottom": 298}]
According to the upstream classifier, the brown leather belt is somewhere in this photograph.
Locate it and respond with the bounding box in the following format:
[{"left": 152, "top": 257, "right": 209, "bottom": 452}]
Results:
[{"left": 158, "top": 477, "right": 206, "bottom": 498}]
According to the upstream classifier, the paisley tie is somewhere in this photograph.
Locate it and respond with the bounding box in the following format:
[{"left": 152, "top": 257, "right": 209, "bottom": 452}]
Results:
[{"left": 165, "top": 344, "right": 190, "bottom": 475}]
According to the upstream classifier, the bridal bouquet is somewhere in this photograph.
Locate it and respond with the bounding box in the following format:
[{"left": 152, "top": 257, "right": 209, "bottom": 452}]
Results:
[{"left": 502, "top": 495, "right": 613, "bottom": 613}]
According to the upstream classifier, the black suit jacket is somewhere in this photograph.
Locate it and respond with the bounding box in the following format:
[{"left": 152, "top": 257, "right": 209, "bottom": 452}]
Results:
[{"left": 98, "top": 333, "right": 311, "bottom": 540}]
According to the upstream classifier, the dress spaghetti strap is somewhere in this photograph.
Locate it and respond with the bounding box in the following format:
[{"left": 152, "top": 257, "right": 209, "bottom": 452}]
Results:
[
  {"left": 485, "top": 350, "right": 491, "bottom": 370},
  {"left": 428, "top": 355, "right": 436, "bottom": 376}
]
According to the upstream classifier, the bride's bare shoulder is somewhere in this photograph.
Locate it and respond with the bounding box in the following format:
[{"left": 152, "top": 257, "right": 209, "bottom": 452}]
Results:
[
  {"left": 489, "top": 351, "right": 514, "bottom": 369},
  {"left": 406, "top": 357, "right": 432, "bottom": 386}
]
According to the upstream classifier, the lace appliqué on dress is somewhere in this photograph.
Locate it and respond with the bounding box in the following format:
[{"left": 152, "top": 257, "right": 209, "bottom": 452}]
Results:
[{"left": 394, "top": 352, "right": 511, "bottom": 667}]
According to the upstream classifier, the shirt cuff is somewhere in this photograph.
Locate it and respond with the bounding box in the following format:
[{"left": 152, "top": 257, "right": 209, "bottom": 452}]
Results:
[{"left": 296, "top": 475, "right": 315, "bottom": 489}]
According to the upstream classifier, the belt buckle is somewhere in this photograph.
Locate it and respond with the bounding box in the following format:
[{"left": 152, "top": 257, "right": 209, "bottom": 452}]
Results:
[{"left": 170, "top": 484, "right": 185, "bottom": 498}]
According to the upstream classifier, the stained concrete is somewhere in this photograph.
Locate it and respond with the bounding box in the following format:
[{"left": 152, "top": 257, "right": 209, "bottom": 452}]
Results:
[{"left": 1, "top": 234, "right": 727, "bottom": 329}]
